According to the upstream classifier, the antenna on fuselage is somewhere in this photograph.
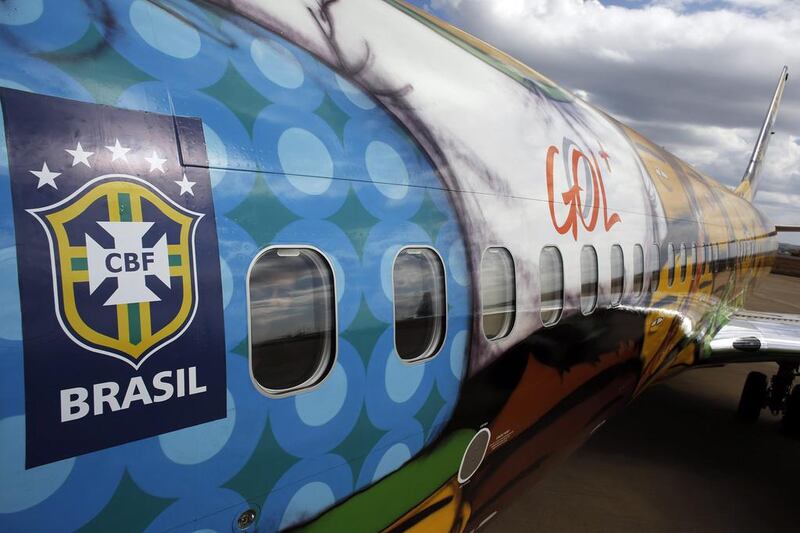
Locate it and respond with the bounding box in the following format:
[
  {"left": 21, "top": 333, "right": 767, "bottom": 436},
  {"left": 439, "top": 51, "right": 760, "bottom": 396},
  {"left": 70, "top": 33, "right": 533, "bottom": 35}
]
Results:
[{"left": 735, "top": 66, "right": 789, "bottom": 202}]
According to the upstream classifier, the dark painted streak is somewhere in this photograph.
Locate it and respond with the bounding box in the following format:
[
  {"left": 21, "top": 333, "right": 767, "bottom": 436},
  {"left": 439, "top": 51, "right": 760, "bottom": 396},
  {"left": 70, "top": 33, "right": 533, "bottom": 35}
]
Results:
[
  {"left": 656, "top": 295, "right": 679, "bottom": 306},
  {"left": 472, "top": 455, "right": 549, "bottom": 517},
  {"left": 384, "top": 495, "right": 454, "bottom": 533},
  {"left": 466, "top": 358, "right": 641, "bottom": 518},
  {"left": 583, "top": 393, "right": 628, "bottom": 429},
  {"left": 528, "top": 309, "right": 645, "bottom": 374}
]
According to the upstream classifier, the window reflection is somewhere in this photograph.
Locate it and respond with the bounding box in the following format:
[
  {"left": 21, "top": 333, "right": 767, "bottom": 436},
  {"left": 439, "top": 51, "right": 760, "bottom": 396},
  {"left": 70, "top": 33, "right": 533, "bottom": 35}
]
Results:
[
  {"left": 667, "top": 243, "right": 676, "bottom": 286},
  {"left": 650, "top": 243, "right": 660, "bottom": 292},
  {"left": 580, "top": 245, "right": 598, "bottom": 315},
  {"left": 633, "top": 244, "right": 644, "bottom": 296},
  {"left": 481, "top": 247, "right": 516, "bottom": 340},
  {"left": 610, "top": 244, "right": 624, "bottom": 305},
  {"left": 680, "top": 243, "right": 688, "bottom": 282},
  {"left": 720, "top": 243, "right": 729, "bottom": 271},
  {"left": 394, "top": 247, "right": 446, "bottom": 361},
  {"left": 540, "top": 247, "right": 563, "bottom": 326},
  {"left": 249, "top": 247, "right": 335, "bottom": 395}
]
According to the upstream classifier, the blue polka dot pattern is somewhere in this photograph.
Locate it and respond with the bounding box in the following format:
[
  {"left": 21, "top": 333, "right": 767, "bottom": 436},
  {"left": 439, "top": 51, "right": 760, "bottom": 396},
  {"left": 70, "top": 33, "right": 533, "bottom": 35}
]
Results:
[{"left": 0, "top": 1, "right": 471, "bottom": 531}]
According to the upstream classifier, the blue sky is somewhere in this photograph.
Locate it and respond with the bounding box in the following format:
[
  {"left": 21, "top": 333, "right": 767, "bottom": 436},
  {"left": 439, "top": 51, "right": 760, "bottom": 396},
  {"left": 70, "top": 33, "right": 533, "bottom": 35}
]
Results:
[{"left": 400, "top": 0, "right": 799, "bottom": 240}]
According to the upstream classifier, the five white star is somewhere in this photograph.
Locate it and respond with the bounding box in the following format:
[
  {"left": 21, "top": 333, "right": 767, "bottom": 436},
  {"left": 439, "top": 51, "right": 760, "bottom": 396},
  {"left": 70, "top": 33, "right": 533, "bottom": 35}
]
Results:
[
  {"left": 65, "top": 142, "right": 94, "bottom": 168},
  {"left": 656, "top": 168, "right": 668, "bottom": 179},
  {"left": 175, "top": 173, "right": 196, "bottom": 196},
  {"left": 144, "top": 150, "right": 167, "bottom": 173},
  {"left": 30, "top": 162, "right": 61, "bottom": 189},
  {"left": 105, "top": 139, "right": 130, "bottom": 162},
  {"left": 34, "top": 140, "right": 192, "bottom": 195}
]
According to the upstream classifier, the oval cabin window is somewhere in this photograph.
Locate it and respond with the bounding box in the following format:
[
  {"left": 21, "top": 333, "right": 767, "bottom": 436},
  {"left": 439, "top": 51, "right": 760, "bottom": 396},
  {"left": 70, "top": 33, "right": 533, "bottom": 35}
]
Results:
[
  {"left": 540, "top": 247, "right": 564, "bottom": 326},
  {"left": 713, "top": 243, "right": 720, "bottom": 273},
  {"left": 680, "top": 243, "right": 688, "bottom": 282},
  {"left": 610, "top": 244, "right": 624, "bottom": 305},
  {"left": 720, "top": 243, "right": 729, "bottom": 272},
  {"left": 481, "top": 247, "right": 516, "bottom": 340},
  {"left": 580, "top": 245, "right": 598, "bottom": 315},
  {"left": 393, "top": 247, "right": 446, "bottom": 361},
  {"left": 649, "top": 243, "right": 660, "bottom": 292},
  {"left": 632, "top": 244, "right": 644, "bottom": 296},
  {"left": 248, "top": 247, "right": 336, "bottom": 396},
  {"left": 667, "top": 243, "right": 676, "bottom": 286}
]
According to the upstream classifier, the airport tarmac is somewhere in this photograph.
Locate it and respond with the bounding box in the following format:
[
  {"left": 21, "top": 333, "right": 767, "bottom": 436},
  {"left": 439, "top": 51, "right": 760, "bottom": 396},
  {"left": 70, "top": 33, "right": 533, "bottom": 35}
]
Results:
[{"left": 487, "top": 274, "right": 800, "bottom": 533}]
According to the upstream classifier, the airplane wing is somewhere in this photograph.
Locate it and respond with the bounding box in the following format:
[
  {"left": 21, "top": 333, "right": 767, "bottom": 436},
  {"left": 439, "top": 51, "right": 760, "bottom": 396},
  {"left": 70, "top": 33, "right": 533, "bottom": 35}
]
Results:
[{"left": 707, "top": 310, "right": 800, "bottom": 364}]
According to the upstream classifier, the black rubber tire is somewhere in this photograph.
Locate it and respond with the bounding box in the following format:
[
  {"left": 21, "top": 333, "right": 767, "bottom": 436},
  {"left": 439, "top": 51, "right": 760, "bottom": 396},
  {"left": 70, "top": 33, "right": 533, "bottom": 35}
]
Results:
[
  {"left": 737, "top": 371, "right": 767, "bottom": 422},
  {"left": 782, "top": 385, "right": 800, "bottom": 438}
]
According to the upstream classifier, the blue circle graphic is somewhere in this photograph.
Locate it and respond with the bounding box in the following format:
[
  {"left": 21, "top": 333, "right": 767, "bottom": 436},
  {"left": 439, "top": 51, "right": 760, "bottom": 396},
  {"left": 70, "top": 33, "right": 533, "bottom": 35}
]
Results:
[
  {"left": 356, "top": 419, "right": 424, "bottom": 489},
  {"left": 270, "top": 341, "right": 364, "bottom": 457},
  {"left": 365, "top": 329, "right": 434, "bottom": 431}
]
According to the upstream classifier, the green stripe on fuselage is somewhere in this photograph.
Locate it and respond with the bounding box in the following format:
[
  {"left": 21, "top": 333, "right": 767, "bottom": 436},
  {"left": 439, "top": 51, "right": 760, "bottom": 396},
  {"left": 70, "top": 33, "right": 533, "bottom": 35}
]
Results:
[{"left": 299, "top": 429, "right": 474, "bottom": 532}]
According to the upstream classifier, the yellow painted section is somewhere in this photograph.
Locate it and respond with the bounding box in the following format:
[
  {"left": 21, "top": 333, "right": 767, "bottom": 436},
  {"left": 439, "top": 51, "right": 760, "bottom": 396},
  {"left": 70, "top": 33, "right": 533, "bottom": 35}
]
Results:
[{"left": 384, "top": 479, "right": 470, "bottom": 533}]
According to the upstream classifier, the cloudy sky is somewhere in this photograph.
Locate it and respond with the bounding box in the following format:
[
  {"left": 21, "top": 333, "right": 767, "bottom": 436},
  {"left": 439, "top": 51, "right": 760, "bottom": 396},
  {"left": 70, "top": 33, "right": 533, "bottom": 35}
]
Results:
[{"left": 405, "top": 0, "right": 800, "bottom": 242}]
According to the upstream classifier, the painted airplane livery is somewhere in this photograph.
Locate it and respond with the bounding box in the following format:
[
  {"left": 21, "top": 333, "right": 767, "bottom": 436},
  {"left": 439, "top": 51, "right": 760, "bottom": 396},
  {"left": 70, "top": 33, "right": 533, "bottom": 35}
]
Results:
[{"left": 0, "top": 1, "right": 795, "bottom": 531}]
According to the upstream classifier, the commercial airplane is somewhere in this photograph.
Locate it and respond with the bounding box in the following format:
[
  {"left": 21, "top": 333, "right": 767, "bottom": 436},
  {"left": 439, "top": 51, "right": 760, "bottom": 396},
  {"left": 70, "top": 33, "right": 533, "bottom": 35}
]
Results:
[{"left": 0, "top": 0, "right": 795, "bottom": 531}]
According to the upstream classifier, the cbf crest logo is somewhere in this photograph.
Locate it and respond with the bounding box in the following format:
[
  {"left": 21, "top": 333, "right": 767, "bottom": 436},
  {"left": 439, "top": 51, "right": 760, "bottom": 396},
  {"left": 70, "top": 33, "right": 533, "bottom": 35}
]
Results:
[
  {"left": 28, "top": 176, "right": 202, "bottom": 368},
  {"left": 2, "top": 89, "right": 226, "bottom": 468}
]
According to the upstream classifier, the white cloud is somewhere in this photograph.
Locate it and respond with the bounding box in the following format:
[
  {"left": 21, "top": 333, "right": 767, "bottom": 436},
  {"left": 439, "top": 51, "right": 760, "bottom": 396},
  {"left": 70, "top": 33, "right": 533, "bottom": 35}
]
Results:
[{"left": 431, "top": 0, "right": 800, "bottom": 229}]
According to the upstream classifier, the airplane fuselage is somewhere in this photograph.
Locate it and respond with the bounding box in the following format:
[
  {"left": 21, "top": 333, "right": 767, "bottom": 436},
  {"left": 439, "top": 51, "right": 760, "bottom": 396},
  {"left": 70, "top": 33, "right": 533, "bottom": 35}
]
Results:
[{"left": 0, "top": 1, "right": 776, "bottom": 531}]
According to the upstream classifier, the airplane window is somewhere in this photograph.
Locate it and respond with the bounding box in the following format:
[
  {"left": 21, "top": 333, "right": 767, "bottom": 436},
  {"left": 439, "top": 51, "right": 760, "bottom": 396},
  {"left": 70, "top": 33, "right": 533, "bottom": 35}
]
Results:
[
  {"left": 649, "top": 244, "right": 660, "bottom": 292},
  {"left": 709, "top": 244, "right": 714, "bottom": 273},
  {"left": 394, "top": 247, "right": 446, "bottom": 361},
  {"left": 610, "top": 244, "right": 624, "bottom": 306},
  {"left": 713, "top": 243, "right": 720, "bottom": 273},
  {"left": 702, "top": 244, "right": 709, "bottom": 274},
  {"left": 481, "top": 247, "right": 516, "bottom": 340},
  {"left": 667, "top": 243, "right": 676, "bottom": 286},
  {"left": 679, "top": 243, "right": 688, "bottom": 282},
  {"left": 633, "top": 244, "right": 644, "bottom": 296},
  {"left": 722, "top": 243, "right": 730, "bottom": 271},
  {"left": 580, "top": 245, "right": 598, "bottom": 315},
  {"left": 248, "top": 247, "right": 336, "bottom": 396},
  {"left": 540, "top": 247, "right": 564, "bottom": 326},
  {"left": 690, "top": 243, "right": 698, "bottom": 278},
  {"left": 710, "top": 244, "right": 715, "bottom": 273}
]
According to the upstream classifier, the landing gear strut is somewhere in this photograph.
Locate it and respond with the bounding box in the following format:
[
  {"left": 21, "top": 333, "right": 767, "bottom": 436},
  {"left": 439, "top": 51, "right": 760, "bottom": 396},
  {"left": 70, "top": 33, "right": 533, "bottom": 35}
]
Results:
[{"left": 736, "top": 363, "right": 800, "bottom": 436}]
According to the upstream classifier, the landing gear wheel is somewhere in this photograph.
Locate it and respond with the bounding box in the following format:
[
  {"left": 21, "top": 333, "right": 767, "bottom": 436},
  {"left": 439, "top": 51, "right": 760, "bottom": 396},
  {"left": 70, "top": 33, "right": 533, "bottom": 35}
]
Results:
[
  {"left": 782, "top": 385, "right": 800, "bottom": 438},
  {"left": 737, "top": 371, "right": 767, "bottom": 423}
]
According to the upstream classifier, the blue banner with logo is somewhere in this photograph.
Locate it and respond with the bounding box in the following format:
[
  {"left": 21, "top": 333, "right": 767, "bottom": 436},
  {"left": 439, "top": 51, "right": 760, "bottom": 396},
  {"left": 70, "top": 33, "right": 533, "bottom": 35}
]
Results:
[{"left": 1, "top": 89, "right": 226, "bottom": 467}]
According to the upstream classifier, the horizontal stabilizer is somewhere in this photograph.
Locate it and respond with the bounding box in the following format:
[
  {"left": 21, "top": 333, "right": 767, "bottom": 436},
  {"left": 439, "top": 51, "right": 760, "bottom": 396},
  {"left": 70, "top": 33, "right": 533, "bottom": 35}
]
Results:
[
  {"left": 775, "top": 225, "right": 800, "bottom": 233},
  {"left": 735, "top": 66, "right": 789, "bottom": 202}
]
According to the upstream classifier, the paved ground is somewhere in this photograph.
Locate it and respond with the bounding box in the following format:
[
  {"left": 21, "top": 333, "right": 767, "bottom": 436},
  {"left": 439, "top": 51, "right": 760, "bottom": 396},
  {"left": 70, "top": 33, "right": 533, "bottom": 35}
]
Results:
[
  {"left": 487, "top": 274, "right": 800, "bottom": 533},
  {"left": 746, "top": 273, "right": 800, "bottom": 314}
]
